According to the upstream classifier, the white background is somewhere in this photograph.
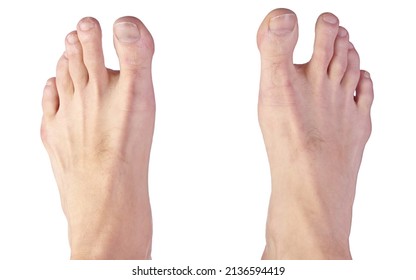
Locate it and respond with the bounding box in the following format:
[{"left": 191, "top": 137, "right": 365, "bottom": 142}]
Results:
[{"left": 0, "top": 0, "right": 415, "bottom": 278}]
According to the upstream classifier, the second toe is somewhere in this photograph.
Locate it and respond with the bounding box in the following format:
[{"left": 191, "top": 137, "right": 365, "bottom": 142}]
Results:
[
  {"left": 309, "top": 13, "right": 340, "bottom": 75},
  {"left": 76, "top": 17, "right": 107, "bottom": 84}
]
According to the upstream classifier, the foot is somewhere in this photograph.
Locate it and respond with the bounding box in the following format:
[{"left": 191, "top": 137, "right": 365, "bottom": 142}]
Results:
[
  {"left": 41, "top": 17, "right": 155, "bottom": 259},
  {"left": 257, "top": 9, "right": 373, "bottom": 259}
]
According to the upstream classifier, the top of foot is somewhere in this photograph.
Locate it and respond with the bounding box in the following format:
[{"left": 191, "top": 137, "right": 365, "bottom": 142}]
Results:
[
  {"left": 41, "top": 16, "right": 156, "bottom": 259},
  {"left": 257, "top": 9, "right": 373, "bottom": 260}
]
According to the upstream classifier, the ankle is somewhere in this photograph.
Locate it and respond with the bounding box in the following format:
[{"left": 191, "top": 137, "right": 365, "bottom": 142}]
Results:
[
  {"left": 264, "top": 217, "right": 351, "bottom": 259},
  {"left": 70, "top": 233, "right": 152, "bottom": 260}
]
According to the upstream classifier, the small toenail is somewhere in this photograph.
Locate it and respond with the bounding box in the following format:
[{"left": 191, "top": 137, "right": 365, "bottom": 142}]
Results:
[
  {"left": 67, "top": 33, "right": 79, "bottom": 44},
  {"left": 269, "top": 14, "right": 296, "bottom": 35},
  {"left": 79, "top": 19, "right": 95, "bottom": 31},
  {"left": 114, "top": 22, "right": 141, "bottom": 43},
  {"left": 363, "top": 71, "right": 371, "bottom": 78},
  {"left": 323, "top": 13, "right": 338, "bottom": 24},
  {"left": 348, "top": 42, "right": 354, "bottom": 49},
  {"left": 337, "top": 28, "right": 347, "bottom": 38}
]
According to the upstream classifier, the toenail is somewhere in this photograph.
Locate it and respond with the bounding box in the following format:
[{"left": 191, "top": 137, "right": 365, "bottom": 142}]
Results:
[
  {"left": 67, "top": 33, "right": 79, "bottom": 44},
  {"left": 348, "top": 42, "right": 354, "bottom": 49},
  {"left": 337, "top": 28, "right": 347, "bottom": 38},
  {"left": 322, "top": 13, "right": 338, "bottom": 24},
  {"left": 79, "top": 19, "right": 95, "bottom": 31},
  {"left": 114, "top": 22, "right": 141, "bottom": 43},
  {"left": 269, "top": 14, "right": 296, "bottom": 35},
  {"left": 363, "top": 71, "right": 371, "bottom": 78}
]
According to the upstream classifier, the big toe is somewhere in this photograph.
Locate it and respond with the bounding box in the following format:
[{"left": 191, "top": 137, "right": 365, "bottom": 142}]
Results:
[
  {"left": 257, "top": 9, "right": 298, "bottom": 70},
  {"left": 113, "top": 17, "right": 155, "bottom": 112},
  {"left": 113, "top": 17, "right": 155, "bottom": 78}
]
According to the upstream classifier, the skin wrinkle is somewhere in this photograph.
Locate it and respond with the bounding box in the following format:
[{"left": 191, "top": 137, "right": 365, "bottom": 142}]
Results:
[
  {"left": 41, "top": 16, "right": 155, "bottom": 259},
  {"left": 40, "top": 9, "right": 373, "bottom": 260},
  {"left": 258, "top": 9, "right": 373, "bottom": 259}
]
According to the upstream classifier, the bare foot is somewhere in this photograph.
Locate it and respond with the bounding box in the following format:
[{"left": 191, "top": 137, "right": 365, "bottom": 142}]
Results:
[
  {"left": 41, "top": 17, "right": 155, "bottom": 259},
  {"left": 257, "top": 9, "right": 373, "bottom": 259}
]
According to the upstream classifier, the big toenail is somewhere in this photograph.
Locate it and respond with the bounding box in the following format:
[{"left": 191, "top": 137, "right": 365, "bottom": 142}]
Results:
[
  {"left": 79, "top": 19, "right": 95, "bottom": 31},
  {"left": 323, "top": 14, "right": 338, "bottom": 24},
  {"left": 114, "top": 22, "right": 141, "bottom": 43},
  {"left": 269, "top": 14, "right": 296, "bottom": 35},
  {"left": 67, "top": 33, "right": 79, "bottom": 44}
]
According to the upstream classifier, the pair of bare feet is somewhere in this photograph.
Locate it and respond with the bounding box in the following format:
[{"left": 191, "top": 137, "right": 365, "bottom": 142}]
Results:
[{"left": 40, "top": 8, "right": 373, "bottom": 260}]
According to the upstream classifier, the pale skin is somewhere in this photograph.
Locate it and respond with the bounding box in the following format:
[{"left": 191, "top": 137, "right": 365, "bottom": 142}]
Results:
[
  {"left": 41, "top": 17, "right": 155, "bottom": 259},
  {"left": 257, "top": 9, "right": 373, "bottom": 259},
  {"left": 41, "top": 9, "right": 373, "bottom": 260}
]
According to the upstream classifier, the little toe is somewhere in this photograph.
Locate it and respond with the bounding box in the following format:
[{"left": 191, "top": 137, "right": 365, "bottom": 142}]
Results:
[
  {"left": 341, "top": 43, "right": 361, "bottom": 93},
  {"left": 56, "top": 52, "right": 73, "bottom": 97},
  {"left": 355, "top": 70, "right": 374, "bottom": 110},
  {"left": 309, "top": 13, "right": 340, "bottom": 74},
  {"left": 65, "top": 31, "right": 88, "bottom": 90},
  {"left": 76, "top": 17, "right": 107, "bottom": 83},
  {"left": 328, "top": 27, "right": 350, "bottom": 82},
  {"left": 257, "top": 8, "right": 299, "bottom": 98},
  {"left": 113, "top": 17, "right": 155, "bottom": 77},
  {"left": 42, "top": 78, "right": 60, "bottom": 117}
]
